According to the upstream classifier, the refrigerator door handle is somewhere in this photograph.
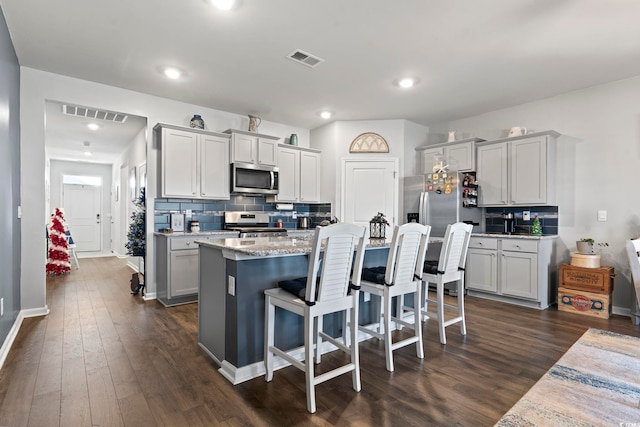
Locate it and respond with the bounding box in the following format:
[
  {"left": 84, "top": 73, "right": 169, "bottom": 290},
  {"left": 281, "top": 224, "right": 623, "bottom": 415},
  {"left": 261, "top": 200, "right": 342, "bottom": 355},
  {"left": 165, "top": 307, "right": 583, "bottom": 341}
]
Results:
[{"left": 419, "top": 192, "right": 427, "bottom": 226}]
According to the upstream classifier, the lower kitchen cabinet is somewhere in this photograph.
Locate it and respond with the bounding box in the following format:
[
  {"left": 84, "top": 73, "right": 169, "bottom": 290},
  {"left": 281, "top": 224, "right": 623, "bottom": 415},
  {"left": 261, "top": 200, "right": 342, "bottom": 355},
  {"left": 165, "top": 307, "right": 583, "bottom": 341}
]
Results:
[
  {"left": 155, "top": 232, "right": 237, "bottom": 306},
  {"left": 466, "top": 235, "right": 556, "bottom": 309}
]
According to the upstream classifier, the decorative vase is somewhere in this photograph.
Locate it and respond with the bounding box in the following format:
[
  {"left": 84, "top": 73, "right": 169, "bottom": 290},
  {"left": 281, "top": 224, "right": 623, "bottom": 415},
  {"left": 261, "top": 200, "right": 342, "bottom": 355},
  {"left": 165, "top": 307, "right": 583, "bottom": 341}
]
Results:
[
  {"left": 289, "top": 134, "right": 298, "bottom": 146},
  {"left": 447, "top": 131, "right": 456, "bottom": 142},
  {"left": 248, "top": 115, "right": 261, "bottom": 132},
  {"left": 190, "top": 115, "right": 205, "bottom": 129},
  {"left": 576, "top": 241, "right": 594, "bottom": 254}
]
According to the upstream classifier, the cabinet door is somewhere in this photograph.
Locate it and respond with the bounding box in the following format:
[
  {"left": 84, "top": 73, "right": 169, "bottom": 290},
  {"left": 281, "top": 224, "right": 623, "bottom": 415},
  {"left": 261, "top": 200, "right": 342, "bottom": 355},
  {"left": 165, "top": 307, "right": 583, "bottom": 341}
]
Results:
[
  {"left": 299, "top": 151, "right": 320, "bottom": 203},
  {"left": 510, "top": 136, "right": 547, "bottom": 205},
  {"left": 200, "top": 134, "right": 230, "bottom": 200},
  {"left": 275, "top": 146, "right": 299, "bottom": 202},
  {"left": 170, "top": 249, "right": 199, "bottom": 297},
  {"left": 420, "top": 147, "right": 444, "bottom": 174},
  {"left": 477, "top": 143, "right": 508, "bottom": 206},
  {"left": 445, "top": 141, "right": 475, "bottom": 172},
  {"left": 501, "top": 251, "right": 538, "bottom": 299},
  {"left": 231, "top": 133, "right": 256, "bottom": 163},
  {"left": 162, "top": 128, "right": 198, "bottom": 197},
  {"left": 257, "top": 138, "right": 278, "bottom": 166},
  {"left": 466, "top": 248, "right": 498, "bottom": 292}
]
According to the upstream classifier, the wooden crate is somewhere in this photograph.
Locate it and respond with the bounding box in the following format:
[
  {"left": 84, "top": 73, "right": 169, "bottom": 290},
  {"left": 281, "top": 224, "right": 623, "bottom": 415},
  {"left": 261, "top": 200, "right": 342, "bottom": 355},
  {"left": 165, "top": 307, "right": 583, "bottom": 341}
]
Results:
[
  {"left": 557, "top": 287, "right": 612, "bottom": 319},
  {"left": 558, "top": 264, "right": 614, "bottom": 294}
]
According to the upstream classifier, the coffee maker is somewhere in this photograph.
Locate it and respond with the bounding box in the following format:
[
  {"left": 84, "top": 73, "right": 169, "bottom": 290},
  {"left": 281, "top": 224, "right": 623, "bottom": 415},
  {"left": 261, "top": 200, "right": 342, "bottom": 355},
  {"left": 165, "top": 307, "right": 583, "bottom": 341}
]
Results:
[{"left": 502, "top": 212, "right": 515, "bottom": 234}]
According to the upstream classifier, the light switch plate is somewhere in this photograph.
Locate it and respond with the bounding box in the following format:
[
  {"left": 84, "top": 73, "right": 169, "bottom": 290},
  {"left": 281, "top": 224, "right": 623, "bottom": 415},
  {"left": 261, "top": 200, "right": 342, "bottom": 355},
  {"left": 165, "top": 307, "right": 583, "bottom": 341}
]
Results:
[
  {"left": 228, "top": 276, "right": 236, "bottom": 296},
  {"left": 597, "top": 210, "right": 607, "bottom": 222}
]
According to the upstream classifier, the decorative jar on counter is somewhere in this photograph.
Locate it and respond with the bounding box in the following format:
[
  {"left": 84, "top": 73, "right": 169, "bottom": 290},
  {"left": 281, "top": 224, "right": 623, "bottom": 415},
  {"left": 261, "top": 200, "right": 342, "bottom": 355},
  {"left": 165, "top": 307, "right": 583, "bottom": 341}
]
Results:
[{"left": 190, "top": 220, "right": 200, "bottom": 233}]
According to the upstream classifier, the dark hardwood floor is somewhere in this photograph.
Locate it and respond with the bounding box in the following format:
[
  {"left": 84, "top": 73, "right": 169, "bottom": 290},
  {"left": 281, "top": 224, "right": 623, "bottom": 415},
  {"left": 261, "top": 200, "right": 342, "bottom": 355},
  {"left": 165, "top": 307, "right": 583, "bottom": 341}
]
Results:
[{"left": 0, "top": 256, "right": 638, "bottom": 426}]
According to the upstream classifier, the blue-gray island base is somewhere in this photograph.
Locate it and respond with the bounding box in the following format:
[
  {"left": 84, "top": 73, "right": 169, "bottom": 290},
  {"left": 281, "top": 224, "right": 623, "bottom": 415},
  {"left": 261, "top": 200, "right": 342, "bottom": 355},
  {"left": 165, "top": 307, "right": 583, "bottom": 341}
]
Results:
[{"left": 196, "top": 236, "right": 391, "bottom": 384}]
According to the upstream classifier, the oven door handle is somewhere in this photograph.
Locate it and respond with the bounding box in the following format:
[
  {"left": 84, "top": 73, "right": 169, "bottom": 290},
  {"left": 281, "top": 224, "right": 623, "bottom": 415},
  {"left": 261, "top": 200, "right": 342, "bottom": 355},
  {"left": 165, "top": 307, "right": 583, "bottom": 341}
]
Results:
[{"left": 270, "top": 171, "right": 275, "bottom": 190}]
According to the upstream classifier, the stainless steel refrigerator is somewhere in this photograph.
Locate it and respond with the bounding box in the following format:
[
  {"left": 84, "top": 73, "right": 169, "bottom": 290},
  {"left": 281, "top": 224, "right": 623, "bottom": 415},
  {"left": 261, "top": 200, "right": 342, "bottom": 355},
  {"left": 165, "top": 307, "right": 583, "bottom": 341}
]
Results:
[{"left": 403, "top": 172, "right": 481, "bottom": 238}]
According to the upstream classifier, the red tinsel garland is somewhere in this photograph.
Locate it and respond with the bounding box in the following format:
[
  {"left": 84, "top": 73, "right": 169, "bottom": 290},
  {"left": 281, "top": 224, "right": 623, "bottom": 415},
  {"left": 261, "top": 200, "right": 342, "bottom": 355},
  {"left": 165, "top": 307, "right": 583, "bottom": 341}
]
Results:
[{"left": 46, "top": 207, "right": 70, "bottom": 275}]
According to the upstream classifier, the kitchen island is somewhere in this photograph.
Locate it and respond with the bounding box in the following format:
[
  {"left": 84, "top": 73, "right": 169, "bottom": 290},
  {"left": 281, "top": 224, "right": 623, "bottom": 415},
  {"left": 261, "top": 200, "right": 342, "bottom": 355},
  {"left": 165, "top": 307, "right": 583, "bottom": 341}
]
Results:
[{"left": 196, "top": 235, "right": 392, "bottom": 384}]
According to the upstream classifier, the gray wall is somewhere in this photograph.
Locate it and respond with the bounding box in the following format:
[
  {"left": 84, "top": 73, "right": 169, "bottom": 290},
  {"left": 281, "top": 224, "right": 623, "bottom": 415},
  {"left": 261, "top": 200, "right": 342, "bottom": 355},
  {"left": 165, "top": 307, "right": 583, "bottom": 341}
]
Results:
[{"left": 0, "top": 5, "right": 21, "bottom": 348}]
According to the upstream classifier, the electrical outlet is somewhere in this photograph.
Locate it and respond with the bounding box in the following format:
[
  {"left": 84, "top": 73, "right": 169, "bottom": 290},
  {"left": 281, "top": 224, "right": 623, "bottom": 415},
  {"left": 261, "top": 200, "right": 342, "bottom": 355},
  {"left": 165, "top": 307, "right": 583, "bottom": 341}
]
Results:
[
  {"left": 363, "top": 292, "right": 371, "bottom": 302},
  {"left": 228, "top": 276, "right": 236, "bottom": 296},
  {"left": 523, "top": 211, "right": 530, "bottom": 221},
  {"left": 597, "top": 210, "right": 607, "bottom": 222},
  {"left": 186, "top": 209, "right": 192, "bottom": 218},
  {"left": 292, "top": 211, "right": 297, "bottom": 219}
]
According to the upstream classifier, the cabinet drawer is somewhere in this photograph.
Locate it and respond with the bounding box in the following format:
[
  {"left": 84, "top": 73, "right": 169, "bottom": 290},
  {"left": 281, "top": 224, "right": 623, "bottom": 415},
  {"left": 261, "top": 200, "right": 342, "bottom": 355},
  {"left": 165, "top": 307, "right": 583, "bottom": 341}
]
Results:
[
  {"left": 469, "top": 238, "right": 498, "bottom": 250},
  {"left": 502, "top": 239, "right": 537, "bottom": 253},
  {"left": 170, "top": 237, "right": 201, "bottom": 250}
]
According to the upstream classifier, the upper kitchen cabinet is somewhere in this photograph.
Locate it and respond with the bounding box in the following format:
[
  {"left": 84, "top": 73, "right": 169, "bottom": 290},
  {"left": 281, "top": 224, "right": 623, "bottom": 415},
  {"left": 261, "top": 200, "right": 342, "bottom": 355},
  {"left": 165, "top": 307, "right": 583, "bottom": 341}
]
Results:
[
  {"left": 270, "top": 145, "right": 321, "bottom": 203},
  {"left": 224, "top": 129, "right": 279, "bottom": 166},
  {"left": 416, "top": 137, "right": 485, "bottom": 173},
  {"left": 156, "top": 123, "right": 230, "bottom": 200},
  {"left": 476, "top": 131, "right": 559, "bottom": 206}
]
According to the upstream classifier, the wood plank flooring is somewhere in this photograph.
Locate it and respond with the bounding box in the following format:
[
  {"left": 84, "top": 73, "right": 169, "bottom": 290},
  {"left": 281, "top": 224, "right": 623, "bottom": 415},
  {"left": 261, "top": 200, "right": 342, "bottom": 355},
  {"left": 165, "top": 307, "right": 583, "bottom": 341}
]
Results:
[{"left": 0, "top": 256, "right": 638, "bottom": 426}]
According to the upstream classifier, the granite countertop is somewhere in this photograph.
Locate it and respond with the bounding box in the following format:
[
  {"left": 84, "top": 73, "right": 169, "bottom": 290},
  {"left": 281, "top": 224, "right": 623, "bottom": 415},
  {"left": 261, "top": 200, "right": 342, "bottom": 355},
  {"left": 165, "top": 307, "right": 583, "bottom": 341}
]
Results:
[
  {"left": 154, "top": 230, "right": 239, "bottom": 237},
  {"left": 472, "top": 232, "right": 558, "bottom": 240},
  {"left": 196, "top": 235, "right": 392, "bottom": 257}
]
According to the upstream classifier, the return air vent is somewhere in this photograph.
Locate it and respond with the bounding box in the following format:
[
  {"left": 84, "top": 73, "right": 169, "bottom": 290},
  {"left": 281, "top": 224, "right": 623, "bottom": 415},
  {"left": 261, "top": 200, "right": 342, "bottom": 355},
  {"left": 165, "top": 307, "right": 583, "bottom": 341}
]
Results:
[
  {"left": 62, "top": 104, "right": 128, "bottom": 123},
  {"left": 287, "top": 49, "right": 324, "bottom": 68}
]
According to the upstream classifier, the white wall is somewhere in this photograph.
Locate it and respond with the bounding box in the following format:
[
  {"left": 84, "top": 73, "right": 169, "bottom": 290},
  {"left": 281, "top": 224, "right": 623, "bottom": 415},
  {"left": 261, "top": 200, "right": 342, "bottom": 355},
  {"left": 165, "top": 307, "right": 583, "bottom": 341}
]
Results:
[
  {"left": 428, "top": 75, "right": 640, "bottom": 312},
  {"left": 20, "top": 67, "right": 311, "bottom": 311},
  {"left": 49, "top": 160, "right": 112, "bottom": 252},
  {"left": 112, "top": 127, "right": 147, "bottom": 257},
  {"left": 311, "top": 119, "right": 428, "bottom": 220}
]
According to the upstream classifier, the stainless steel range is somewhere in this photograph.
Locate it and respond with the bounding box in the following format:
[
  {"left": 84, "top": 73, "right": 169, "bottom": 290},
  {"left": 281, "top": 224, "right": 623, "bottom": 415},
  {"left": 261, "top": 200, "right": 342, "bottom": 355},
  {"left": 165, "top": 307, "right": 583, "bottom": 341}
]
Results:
[{"left": 224, "top": 211, "right": 288, "bottom": 238}]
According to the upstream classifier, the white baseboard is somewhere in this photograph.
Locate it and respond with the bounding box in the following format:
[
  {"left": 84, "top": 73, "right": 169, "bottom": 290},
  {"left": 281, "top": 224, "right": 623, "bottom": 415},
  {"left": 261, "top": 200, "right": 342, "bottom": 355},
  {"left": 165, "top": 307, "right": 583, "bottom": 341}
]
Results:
[{"left": 0, "top": 305, "right": 49, "bottom": 372}]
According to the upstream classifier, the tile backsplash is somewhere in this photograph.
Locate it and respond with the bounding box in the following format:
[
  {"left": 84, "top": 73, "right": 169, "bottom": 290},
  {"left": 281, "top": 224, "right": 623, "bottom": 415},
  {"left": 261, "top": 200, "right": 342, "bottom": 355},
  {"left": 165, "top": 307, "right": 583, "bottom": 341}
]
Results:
[
  {"left": 154, "top": 195, "right": 332, "bottom": 232},
  {"left": 484, "top": 206, "right": 558, "bottom": 235}
]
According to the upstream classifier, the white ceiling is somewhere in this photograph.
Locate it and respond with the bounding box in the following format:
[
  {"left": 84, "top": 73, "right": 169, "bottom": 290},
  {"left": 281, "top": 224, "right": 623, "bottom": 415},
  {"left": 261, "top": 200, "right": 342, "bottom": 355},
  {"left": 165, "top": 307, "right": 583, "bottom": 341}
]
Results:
[
  {"left": 4, "top": 0, "right": 640, "bottom": 136},
  {"left": 44, "top": 101, "right": 147, "bottom": 164}
]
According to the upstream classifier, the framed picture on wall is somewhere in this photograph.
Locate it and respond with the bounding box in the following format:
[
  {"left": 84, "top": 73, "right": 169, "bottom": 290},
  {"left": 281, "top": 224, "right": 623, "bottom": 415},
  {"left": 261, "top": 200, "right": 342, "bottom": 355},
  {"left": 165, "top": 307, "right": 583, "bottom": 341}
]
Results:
[
  {"left": 138, "top": 162, "right": 147, "bottom": 194},
  {"left": 129, "top": 166, "right": 137, "bottom": 202}
]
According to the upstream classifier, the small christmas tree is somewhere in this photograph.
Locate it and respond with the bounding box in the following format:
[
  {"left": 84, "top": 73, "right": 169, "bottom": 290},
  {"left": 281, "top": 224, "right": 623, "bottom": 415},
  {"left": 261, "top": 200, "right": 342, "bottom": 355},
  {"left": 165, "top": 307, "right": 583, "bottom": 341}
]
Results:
[
  {"left": 46, "top": 208, "right": 71, "bottom": 275},
  {"left": 126, "top": 187, "right": 146, "bottom": 295},
  {"left": 125, "top": 187, "right": 146, "bottom": 257},
  {"left": 531, "top": 215, "right": 542, "bottom": 235}
]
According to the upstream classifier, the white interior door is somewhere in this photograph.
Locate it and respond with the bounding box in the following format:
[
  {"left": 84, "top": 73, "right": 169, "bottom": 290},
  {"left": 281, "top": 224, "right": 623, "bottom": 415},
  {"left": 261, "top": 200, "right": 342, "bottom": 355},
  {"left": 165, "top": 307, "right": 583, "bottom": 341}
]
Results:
[
  {"left": 342, "top": 159, "right": 398, "bottom": 237},
  {"left": 63, "top": 183, "right": 102, "bottom": 252}
]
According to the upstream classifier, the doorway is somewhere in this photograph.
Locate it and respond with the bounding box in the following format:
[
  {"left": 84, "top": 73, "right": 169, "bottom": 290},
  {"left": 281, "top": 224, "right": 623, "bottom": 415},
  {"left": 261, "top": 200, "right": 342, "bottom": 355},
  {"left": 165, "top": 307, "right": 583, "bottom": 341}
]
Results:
[
  {"left": 62, "top": 181, "right": 102, "bottom": 252},
  {"left": 341, "top": 158, "right": 399, "bottom": 237}
]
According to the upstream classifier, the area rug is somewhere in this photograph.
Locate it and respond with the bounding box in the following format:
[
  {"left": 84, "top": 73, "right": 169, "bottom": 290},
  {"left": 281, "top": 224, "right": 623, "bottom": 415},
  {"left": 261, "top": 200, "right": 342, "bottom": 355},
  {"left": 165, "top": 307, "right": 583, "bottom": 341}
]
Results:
[{"left": 496, "top": 328, "right": 640, "bottom": 426}]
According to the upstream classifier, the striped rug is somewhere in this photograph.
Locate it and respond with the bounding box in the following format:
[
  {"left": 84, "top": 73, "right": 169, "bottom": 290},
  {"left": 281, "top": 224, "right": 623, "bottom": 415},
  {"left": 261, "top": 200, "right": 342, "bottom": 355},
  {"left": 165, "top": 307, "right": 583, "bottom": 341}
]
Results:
[{"left": 496, "top": 328, "right": 640, "bottom": 426}]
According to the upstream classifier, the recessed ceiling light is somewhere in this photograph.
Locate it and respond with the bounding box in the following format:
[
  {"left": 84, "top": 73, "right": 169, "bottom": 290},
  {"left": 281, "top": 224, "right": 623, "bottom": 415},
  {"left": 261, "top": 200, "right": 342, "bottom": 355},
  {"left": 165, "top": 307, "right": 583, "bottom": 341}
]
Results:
[
  {"left": 320, "top": 111, "right": 332, "bottom": 119},
  {"left": 163, "top": 67, "right": 182, "bottom": 80},
  {"left": 87, "top": 123, "right": 100, "bottom": 131},
  {"left": 84, "top": 151, "right": 92, "bottom": 156},
  {"left": 211, "top": 0, "right": 235, "bottom": 10},
  {"left": 397, "top": 77, "right": 417, "bottom": 89}
]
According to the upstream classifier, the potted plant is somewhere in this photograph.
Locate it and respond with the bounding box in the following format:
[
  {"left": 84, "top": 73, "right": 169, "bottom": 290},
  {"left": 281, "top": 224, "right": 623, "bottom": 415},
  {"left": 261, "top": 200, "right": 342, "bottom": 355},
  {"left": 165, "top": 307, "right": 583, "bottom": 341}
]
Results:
[
  {"left": 576, "top": 238, "right": 608, "bottom": 255},
  {"left": 369, "top": 212, "right": 389, "bottom": 239}
]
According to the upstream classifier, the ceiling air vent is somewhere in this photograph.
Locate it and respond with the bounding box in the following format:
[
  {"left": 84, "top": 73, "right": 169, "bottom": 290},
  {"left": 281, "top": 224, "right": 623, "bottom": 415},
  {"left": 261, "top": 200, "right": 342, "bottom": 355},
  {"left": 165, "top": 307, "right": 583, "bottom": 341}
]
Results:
[
  {"left": 62, "top": 104, "right": 128, "bottom": 123},
  {"left": 287, "top": 49, "right": 324, "bottom": 68}
]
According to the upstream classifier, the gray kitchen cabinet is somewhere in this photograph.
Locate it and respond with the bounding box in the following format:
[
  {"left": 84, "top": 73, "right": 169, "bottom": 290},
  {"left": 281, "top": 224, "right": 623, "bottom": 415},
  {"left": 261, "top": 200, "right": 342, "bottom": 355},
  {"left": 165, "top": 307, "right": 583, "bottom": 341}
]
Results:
[
  {"left": 225, "top": 129, "right": 279, "bottom": 166},
  {"left": 466, "top": 235, "right": 555, "bottom": 309},
  {"left": 155, "top": 232, "right": 238, "bottom": 306},
  {"left": 156, "top": 123, "right": 230, "bottom": 200},
  {"left": 476, "top": 131, "right": 559, "bottom": 206},
  {"left": 417, "top": 137, "right": 484, "bottom": 173},
  {"left": 466, "top": 238, "right": 498, "bottom": 293},
  {"left": 270, "top": 145, "right": 321, "bottom": 203}
]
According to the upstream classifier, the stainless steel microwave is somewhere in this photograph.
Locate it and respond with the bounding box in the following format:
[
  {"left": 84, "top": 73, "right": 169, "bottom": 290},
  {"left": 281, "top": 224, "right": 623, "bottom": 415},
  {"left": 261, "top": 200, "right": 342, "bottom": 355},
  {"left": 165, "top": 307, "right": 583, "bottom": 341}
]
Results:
[{"left": 230, "top": 163, "right": 279, "bottom": 195}]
